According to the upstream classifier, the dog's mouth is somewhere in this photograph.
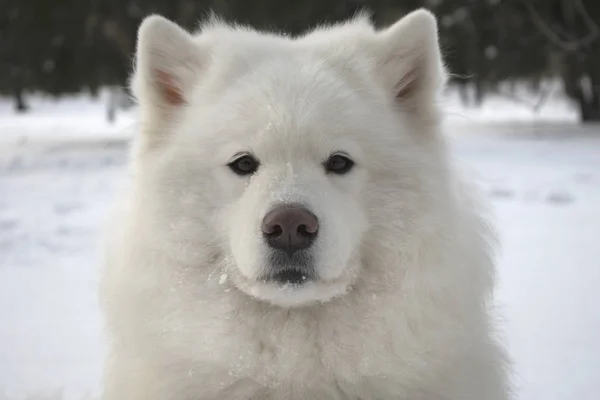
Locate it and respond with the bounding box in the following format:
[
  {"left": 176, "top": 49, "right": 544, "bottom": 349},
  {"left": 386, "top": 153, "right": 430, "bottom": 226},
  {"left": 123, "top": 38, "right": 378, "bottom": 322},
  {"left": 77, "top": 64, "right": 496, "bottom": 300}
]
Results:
[
  {"left": 262, "top": 268, "right": 315, "bottom": 286},
  {"left": 260, "top": 250, "right": 316, "bottom": 286},
  {"left": 234, "top": 264, "right": 350, "bottom": 308},
  {"left": 230, "top": 250, "right": 351, "bottom": 307}
]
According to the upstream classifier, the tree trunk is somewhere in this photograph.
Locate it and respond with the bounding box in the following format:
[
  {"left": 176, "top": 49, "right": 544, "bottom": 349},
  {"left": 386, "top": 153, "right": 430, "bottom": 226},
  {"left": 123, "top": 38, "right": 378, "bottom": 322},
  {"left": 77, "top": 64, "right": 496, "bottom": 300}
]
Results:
[
  {"left": 474, "top": 79, "right": 486, "bottom": 106},
  {"left": 458, "top": 83, "right": 470, "bottom": 106},
  {"left": 560, "top": 57, "right": 600, "bottom": 123},
  {"left": 579, "top": 66, "right": 600, "bottom": 122},
  {"left": 579, "top": 93, "right": 600, "bottom": 122},
  {"left": 14, "top": 88, "right": 28, "bottom": 113}
]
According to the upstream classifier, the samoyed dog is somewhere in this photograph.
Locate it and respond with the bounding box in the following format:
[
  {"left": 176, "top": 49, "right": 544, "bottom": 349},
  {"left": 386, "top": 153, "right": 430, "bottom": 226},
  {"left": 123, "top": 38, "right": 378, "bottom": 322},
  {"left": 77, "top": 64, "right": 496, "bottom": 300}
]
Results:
[{"left": 100, "top": 9, "right": 510, "bottom": 400}]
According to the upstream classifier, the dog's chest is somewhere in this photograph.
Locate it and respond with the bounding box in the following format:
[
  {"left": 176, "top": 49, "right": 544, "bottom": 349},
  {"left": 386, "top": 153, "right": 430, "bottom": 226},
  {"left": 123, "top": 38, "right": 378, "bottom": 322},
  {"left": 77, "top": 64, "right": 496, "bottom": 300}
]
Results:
[
  {"left": 197, "top": 297, "right": 411, "bottom": 398},
  {"left": 223, "top": 312, "right": 383, "bottom": 391}
]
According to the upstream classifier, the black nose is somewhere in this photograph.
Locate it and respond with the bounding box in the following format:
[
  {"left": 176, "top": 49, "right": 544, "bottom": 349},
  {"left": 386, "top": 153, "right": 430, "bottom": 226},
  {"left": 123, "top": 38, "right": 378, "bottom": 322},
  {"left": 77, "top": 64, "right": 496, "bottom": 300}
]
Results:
[{"left": 262, "top": 205, "right": 318, "bottom": 254}]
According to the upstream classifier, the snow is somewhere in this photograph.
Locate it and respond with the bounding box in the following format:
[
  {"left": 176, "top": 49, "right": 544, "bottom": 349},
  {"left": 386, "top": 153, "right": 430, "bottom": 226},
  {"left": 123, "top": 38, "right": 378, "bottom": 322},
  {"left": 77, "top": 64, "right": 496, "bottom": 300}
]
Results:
[
  {"left": 448, "top": 126, "right": 600, "bottom": 400},
  {"left": 1, "top": 92, "right": 599, "bottom": 399},
  {"left": 0, "top": 91, "right": 136, "bottom": 145}
]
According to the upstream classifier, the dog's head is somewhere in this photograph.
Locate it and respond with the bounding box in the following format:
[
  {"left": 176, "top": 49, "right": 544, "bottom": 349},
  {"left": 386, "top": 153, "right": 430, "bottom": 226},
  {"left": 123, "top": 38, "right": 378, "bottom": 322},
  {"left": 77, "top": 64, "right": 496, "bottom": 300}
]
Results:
[{"left": 130, "top": 10, "right": 446, "bottom": 307}]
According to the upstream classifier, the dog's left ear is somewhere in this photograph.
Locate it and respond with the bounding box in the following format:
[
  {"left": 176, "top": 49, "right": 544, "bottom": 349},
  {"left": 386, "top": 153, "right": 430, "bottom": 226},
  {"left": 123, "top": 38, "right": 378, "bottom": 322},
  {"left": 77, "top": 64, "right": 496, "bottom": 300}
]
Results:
[{"left": 375, "top": 9, "right": 446, "bottom": 103}]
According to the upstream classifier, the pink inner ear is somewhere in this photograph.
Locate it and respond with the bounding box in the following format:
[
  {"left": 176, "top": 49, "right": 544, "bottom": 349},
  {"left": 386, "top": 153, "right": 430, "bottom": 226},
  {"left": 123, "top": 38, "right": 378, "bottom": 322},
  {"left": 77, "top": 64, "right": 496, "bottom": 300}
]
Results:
[
  {"left": 395, "top": 68, "right": 418, "bottom": 100},
  {"left": 155, "top": 69, "right": 184, "bottom": 106}
]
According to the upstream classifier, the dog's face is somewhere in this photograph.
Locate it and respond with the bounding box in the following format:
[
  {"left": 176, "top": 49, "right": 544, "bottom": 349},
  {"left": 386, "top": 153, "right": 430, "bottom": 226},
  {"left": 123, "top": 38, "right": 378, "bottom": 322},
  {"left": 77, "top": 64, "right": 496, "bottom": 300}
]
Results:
[
  {"left": 131, "top": 11, "right": 445, "bottom": 307},
  {"left": 189, "top": 66, "right": 374, "bottom": 307}
]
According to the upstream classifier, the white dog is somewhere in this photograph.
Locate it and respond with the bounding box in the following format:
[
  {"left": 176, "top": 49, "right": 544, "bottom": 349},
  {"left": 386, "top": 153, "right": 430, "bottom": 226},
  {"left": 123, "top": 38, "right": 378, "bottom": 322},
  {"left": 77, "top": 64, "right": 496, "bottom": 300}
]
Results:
[{"left": 100, "top": 9, "right": 511, "bottom": 400}]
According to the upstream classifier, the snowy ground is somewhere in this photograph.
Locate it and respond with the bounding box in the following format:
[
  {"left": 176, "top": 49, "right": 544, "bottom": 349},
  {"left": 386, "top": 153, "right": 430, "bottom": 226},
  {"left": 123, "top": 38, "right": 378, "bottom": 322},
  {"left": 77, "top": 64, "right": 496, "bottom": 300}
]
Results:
[{"left": 0, "top": 92, "right": 599, "bottom": 399}]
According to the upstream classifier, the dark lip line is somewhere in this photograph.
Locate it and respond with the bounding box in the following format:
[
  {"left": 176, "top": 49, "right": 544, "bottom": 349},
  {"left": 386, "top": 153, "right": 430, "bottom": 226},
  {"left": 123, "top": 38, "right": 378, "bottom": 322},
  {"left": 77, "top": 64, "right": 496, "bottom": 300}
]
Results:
[{"left": 259, "top": 267, "right": 316, "bottom": 285}]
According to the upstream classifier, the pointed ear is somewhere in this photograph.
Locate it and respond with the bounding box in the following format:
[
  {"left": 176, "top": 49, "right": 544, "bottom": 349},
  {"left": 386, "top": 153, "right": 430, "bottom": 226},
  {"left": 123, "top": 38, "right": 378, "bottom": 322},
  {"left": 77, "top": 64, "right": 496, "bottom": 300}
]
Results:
[
  {"left": 131, "top": 15, "right": 204, "bottom": 116},
  {"left": 375, "top": 9, "right": 446, "bottom": 104}
]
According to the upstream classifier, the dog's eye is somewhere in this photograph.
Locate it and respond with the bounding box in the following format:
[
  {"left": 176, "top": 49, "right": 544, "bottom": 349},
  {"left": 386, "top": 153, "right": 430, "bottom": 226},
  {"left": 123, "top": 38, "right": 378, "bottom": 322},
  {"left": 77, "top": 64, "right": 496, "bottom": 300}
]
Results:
[
  {"left": 228, "top": 155, "right": 259, "bottom": 176},
  {"left": 324, "top": 154, "right": 354, "bottom": 175}
]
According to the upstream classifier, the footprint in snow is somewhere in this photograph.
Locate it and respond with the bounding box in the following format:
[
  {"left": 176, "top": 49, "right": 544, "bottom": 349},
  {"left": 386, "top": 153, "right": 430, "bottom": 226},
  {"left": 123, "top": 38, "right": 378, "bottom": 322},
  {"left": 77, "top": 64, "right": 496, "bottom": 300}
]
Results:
[
  {"left": 7, "top": 157, "right": 24, "bottom": 172},
  {"left": 489, "top": 187, "right": 515, "bottom": 200},
  {"left": 545, "top": 191, "right": 574, "bottom": 205},
  {"left": 0, "top": 218, "right": 18, "bottom": 231},
  {"left": 54, "top": 202, "right": 82, "bottom": 215}
]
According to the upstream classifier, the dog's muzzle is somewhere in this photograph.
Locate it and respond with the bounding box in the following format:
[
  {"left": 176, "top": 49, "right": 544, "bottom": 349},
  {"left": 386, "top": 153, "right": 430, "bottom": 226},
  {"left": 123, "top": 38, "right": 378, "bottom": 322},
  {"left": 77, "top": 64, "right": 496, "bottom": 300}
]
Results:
[{"left": 261, "top": 204, "right": 318, "bottom": 285}]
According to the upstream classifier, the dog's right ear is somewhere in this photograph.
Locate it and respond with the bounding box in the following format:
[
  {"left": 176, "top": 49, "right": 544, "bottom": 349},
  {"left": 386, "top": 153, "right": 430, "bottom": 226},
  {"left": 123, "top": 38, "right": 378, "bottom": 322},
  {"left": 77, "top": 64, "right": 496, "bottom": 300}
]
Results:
[
  {"left": 131, "top": 15, "right": 204, "bottom": 126},
  {"left": 374, "top": 9, "right": 446, "bottom": 106}
]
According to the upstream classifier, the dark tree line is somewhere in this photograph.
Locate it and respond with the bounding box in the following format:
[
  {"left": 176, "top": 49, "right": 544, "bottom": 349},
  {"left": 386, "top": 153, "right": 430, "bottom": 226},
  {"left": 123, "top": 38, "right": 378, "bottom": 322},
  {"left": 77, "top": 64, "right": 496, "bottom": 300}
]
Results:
[{"left": 1, "top": 0, "right": 599, "bottom": 121}]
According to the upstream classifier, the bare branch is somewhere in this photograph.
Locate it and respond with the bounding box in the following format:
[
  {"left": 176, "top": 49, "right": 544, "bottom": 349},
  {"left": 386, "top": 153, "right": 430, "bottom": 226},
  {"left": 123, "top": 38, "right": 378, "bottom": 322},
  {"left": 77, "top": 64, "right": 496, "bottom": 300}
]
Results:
[
  {"left": 525, "top": 0, "right": 599, "bottom": 52},
  {"left": 573, "top": 0, "right": 600, "bottom": 36}
]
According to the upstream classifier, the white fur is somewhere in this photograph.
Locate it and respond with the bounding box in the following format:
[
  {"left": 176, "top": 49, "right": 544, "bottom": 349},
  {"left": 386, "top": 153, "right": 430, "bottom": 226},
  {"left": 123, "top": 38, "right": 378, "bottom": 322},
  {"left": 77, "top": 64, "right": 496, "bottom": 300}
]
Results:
[{"left": 100, "top": 9, "right": 511, "bottom": 400}]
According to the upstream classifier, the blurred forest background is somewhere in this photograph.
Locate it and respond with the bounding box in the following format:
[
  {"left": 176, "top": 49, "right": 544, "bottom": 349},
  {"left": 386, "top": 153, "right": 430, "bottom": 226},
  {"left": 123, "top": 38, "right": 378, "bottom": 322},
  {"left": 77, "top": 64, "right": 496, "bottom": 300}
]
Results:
[{"left": 1, "top": 0, "right": 599, "bottom": 122}]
